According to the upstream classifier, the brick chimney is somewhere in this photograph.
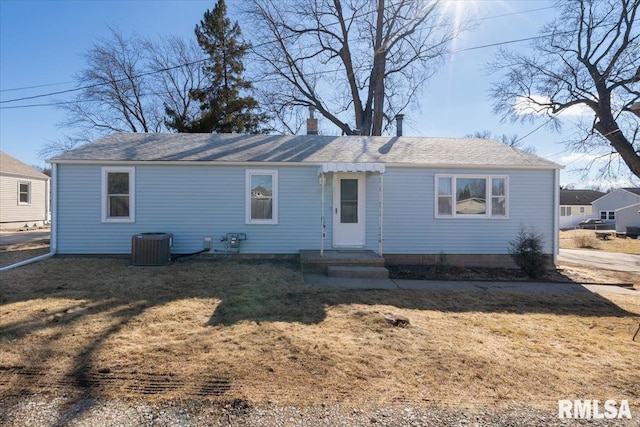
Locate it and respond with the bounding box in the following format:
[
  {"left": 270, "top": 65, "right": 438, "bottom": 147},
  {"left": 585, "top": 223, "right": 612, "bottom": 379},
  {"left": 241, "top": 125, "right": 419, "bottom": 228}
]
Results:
[
  {"left": 395, "top": 114, "right": 404, "bottom": 137},
  {"left": 307, "top": 106, "right": 318, "bottom": 135}
]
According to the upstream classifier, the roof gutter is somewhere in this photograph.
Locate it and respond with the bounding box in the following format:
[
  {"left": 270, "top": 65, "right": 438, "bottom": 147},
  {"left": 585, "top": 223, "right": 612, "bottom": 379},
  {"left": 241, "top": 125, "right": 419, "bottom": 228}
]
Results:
[
  {"left": 1, "top": 164, "right": 58, "bottom": 272},
  {"left": 48, "top": 159, "right": 564, "bottom": 170}
]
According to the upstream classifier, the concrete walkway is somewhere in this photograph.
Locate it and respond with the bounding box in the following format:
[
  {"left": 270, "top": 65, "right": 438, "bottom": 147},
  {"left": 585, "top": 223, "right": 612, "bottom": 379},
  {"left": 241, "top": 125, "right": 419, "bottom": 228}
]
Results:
[
  {"left": 558, "top": 248, "right": 640, "bottom": 273},
  {"left": 304, "top": 274, "right": 638, "bottom": 295}
]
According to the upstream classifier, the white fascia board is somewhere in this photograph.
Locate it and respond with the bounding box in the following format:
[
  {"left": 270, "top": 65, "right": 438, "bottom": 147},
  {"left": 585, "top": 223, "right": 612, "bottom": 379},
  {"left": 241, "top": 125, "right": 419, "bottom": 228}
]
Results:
[{"left": 49, "top": 159, "right": 563, "bottom": 170}]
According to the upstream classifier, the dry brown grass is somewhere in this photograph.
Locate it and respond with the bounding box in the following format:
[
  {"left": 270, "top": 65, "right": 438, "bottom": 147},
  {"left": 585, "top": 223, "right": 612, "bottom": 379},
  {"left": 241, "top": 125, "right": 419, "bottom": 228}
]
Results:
[
  {"left": 0, "top": 240, "right": 50, "bottom": 267},
  {"left": 557, "top": 263, "right": 640, "bottom": 288},
  {"left": 560, "top": 229, "right": 640, "bottom": 254},
  {"left": 1, "top": 257, "right": 639, "bottom": 411}
]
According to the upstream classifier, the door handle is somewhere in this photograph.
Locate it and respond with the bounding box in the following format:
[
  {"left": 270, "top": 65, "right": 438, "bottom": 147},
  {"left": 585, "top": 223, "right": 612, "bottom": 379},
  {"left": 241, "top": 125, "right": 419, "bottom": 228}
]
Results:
[{"left": 335, "top": 207, "right": 338, "bottom": 214}]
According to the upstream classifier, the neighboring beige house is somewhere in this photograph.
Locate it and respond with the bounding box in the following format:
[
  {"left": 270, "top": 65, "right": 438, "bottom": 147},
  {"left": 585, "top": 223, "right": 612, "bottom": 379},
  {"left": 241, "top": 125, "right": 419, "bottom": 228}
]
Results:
[
  {"left": 0, "top": 151, "right": 50, "bottom": 230},
  {"left": 559, "top": 189, "right": 604, "bottom": 229}
]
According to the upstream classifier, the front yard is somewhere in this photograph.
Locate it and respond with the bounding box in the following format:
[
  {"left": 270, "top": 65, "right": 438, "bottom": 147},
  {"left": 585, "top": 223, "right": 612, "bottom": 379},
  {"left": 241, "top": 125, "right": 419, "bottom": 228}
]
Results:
[{"left": 1, "top": 257, "right": 638, "bottom": 416}]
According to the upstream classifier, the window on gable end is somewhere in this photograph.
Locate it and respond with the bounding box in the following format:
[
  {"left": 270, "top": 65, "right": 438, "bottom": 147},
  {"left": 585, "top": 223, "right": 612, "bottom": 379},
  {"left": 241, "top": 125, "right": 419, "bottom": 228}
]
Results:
[
  {"left": 102, "top": 167, "right": 135, "bottom": 223},
  {"left": 18, "top": 182, "right": 31, "bottom": 205}
]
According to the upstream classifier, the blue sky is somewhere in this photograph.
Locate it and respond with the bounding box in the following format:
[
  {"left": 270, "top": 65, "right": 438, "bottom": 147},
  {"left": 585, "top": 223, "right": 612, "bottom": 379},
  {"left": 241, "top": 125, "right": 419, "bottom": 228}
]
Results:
[{"left": 1, "top": 0, "right": 637, "bottom": 188}]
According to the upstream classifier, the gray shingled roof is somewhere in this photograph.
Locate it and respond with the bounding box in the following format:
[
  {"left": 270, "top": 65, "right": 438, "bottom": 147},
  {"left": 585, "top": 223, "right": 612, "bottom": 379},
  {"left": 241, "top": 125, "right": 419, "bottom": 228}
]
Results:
[
  {"left": 50, "top": 133, "right": 561, "bottom": 169},
  {"left": 0, "top": 151, "right": 49, "bottom": 180},
  {"left": 560, "top": 189, "right": 605, "bottom": 205}
]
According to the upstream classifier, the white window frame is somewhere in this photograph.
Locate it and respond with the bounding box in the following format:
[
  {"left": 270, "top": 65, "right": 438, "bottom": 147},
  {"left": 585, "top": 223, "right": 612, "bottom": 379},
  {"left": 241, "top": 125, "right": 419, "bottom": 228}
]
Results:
[
  {"left": 435, "top": 174, "right": 509, "bottom": 219},
  {"left": 245, "top": 169, "right": 278, "bottom": 225},
  {"left": 18, "top": 181, "right": 31, "bottom": 205},
  {"left": 101, "top": 167, "right": 135, "bottom": 223}
]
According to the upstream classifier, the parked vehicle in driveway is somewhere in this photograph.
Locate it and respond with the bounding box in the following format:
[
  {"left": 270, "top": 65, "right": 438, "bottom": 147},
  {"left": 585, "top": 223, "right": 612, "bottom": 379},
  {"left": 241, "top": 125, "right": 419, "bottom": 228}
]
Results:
[{"left": 578, "top": 219, "right": 611, "bottom": 229}]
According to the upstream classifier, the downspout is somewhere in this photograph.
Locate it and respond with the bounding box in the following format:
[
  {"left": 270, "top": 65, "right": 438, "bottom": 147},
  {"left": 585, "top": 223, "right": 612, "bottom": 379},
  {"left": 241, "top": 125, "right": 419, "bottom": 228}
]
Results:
[
  {"left": 1, "top": 164, "right": 57, "bottom": 272},
  {"left": 552, "top": 168, "right": 559, "bottom": 265},
  {"left": 320, "top": 173, "right": 325, "bottom": 257},
  {"left": 378, "top": 172, "right": 383, "bottom": 257},
  {"left": 44, "top": 177, "right": 50, "bottom": 224},
  {"left": 50, "top": 162, "right": 57, "bottom": 255}
]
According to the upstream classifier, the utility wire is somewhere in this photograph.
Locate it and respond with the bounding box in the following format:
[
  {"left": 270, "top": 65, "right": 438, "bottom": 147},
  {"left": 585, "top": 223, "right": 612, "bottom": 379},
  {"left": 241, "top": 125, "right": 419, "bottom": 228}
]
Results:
[
  {"left": 0, "top": 29, "right": 577, "bottom": 109},
  {"left": 0, "top": 59, "right": 207, "bottom": 104},
  {"left": 1, "top": 5, "right": 558, "bottom": 98}
]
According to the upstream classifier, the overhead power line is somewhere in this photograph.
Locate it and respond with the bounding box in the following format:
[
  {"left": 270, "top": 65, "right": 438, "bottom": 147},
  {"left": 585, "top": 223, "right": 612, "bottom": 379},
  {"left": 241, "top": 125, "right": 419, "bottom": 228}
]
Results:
[
  {"left": 0, "top": 5, "right": 559, "bottom": 98},
  {"left": 0, "top": 31, "right": 576, "bottom": 109},
  {"left": 0, "top": 59, "right": 207, "bottom": 104}
]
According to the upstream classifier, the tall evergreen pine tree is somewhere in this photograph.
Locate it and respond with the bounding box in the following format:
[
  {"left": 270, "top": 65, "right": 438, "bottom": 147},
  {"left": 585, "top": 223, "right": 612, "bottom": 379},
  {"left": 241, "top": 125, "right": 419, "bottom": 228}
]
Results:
[{"left": 165, "top": 0, "right": 266, "bottom": 133}]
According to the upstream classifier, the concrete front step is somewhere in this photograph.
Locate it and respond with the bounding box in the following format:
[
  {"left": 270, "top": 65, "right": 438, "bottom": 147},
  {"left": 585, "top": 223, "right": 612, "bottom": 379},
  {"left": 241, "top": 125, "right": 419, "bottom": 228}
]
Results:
[
  {"left": 327, "top": 265, "right": 390, "bottom": 279},
  {"left": 299, "top": 250, "right": 385, "bottom": 274}
]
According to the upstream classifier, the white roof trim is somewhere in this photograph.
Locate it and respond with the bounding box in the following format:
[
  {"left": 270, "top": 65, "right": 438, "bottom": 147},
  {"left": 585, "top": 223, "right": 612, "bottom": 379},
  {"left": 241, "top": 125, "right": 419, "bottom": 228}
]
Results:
[
  {"left": 48, "top": 160, "right": 560, "bottom": 171},
  {"left": 318, "top": 162, "right": 385, "bottom": 175}
]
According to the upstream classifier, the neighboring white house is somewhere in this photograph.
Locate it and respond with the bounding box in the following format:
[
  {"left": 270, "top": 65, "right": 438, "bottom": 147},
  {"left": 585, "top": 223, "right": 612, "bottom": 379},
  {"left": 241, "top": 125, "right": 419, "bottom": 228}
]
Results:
[
  {"left": 559, "top": 189, "right": 604, "bottom": 229},
  {"left": 615, "top": 203, "right": 640, "bottom": 236},
  {"left": 591, "top": 188, "right": 640, "bottom": 223},
  {"left": 48, "top": 133, "right": 563, "bottom": 267},
  {"left": 0, "top": 151, "right": 50, "bottom": 230}
]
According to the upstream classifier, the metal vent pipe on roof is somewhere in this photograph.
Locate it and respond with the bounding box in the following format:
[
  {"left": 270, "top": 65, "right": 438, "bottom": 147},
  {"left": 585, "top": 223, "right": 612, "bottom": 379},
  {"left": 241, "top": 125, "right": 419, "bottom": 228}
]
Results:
[{"left": 395, "top": 114, "right": 404, "bottom": 137}]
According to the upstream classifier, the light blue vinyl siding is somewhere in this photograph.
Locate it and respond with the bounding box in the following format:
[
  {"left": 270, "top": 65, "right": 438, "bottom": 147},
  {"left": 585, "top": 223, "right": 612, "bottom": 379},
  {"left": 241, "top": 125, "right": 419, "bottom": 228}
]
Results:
[
  {"left": 56, "top": 164, "right": 555, "bottom": 255},
  {"left": 381, "top": 168, "right": 555, "bottom": 254},
  {"left": 57, "top": 165, "right": 321, "bottom": 254}
]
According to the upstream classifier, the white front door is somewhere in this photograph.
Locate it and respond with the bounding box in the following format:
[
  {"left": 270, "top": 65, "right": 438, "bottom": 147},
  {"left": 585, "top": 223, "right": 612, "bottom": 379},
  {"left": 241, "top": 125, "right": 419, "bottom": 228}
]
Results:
[{"left": 333, "top": 173, "right": 366, "bottom": 247}]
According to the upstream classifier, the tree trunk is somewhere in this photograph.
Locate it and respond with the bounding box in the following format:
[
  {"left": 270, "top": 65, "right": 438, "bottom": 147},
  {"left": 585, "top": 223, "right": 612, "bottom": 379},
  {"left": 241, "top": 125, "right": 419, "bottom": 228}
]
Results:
[
  {"left": 370, "top": 0, "right": 386, "bottom": 136},
  {"left": 593, "top": 115, "right": 640, "bottom": 178}
]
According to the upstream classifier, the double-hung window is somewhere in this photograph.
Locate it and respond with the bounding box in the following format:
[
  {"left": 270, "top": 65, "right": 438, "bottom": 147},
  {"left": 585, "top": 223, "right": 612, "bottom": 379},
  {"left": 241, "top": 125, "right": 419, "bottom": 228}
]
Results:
[
  {"left": 102, "top": 167, "right": 135, "bottom": 222},
  {"left": 246, "top": 170, "right": 278, "bottom": 224},
  {"left": 600, "top": 211, "right": 615, "bottom": 220},
  {"left": 18, "top": 181, "right": 31, "bottom": 205},
  {"left": 436, "top": 175, "right": 508, "bottom": 218}
]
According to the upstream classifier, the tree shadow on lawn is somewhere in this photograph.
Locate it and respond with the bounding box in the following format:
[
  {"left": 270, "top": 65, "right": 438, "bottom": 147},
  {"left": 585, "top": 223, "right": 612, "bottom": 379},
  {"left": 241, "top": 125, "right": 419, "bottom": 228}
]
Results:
[
  {"left": 1, "top": 256, "right": 636, "bottom": 329},
  {"left": 0, "top": 256, "right": 638, "bottom": 425}
]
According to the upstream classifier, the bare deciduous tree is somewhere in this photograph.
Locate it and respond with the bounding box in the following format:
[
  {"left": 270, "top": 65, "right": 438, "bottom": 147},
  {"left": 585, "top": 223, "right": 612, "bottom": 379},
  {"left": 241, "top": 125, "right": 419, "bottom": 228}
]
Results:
[
  {"left": 246, "top": 0, "right": 457, "bottom": 136},
  {"left": 63, "top": 27, "right": 162, "bottom": 135},
  {"left": 146, "top": 36, "right": 206, "bottom": 132},
  {"left": 490, "top": 0, "right": 640, "bottom": 179},
  {"left": 465, "top": 130, "right": 536, "bottom": 154},
  {"left": 42, "top": 28, "right": 205, "bottom": 158}
]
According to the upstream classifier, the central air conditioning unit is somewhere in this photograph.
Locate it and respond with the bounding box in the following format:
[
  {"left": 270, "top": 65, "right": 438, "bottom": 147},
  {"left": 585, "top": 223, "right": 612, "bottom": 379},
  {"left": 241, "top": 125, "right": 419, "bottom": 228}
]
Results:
[{"left": 131, "top": 233, "right": 173, "bottom": 266}]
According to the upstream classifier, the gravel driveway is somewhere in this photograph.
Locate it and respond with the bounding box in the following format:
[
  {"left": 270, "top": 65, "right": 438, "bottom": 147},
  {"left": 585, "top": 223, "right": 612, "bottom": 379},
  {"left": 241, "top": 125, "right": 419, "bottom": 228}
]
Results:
[
  {"left": 558, "top": 248, "right": 640, "bottom": 273},
  {"left": 1, "top": 397, "right": 627, "bottom": 426}
]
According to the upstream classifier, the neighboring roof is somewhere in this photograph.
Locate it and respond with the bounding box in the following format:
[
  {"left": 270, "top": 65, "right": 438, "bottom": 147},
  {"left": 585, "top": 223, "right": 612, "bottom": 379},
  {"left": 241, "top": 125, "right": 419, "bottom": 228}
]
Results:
[
  {"left": 559, "top": 189, "right": 605, "bottom": 206},
  {"left": 0, "top": 151, "right": 49, "bottom": 180},
  {"left": 616, "top": 202, "right": 640, "bottom": 212},
  {"left": 50, "top": 133, "right": 562, "bottom": 170},
  {"left": 592, "top": 187, "right": 640, "bottom": 204}
]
